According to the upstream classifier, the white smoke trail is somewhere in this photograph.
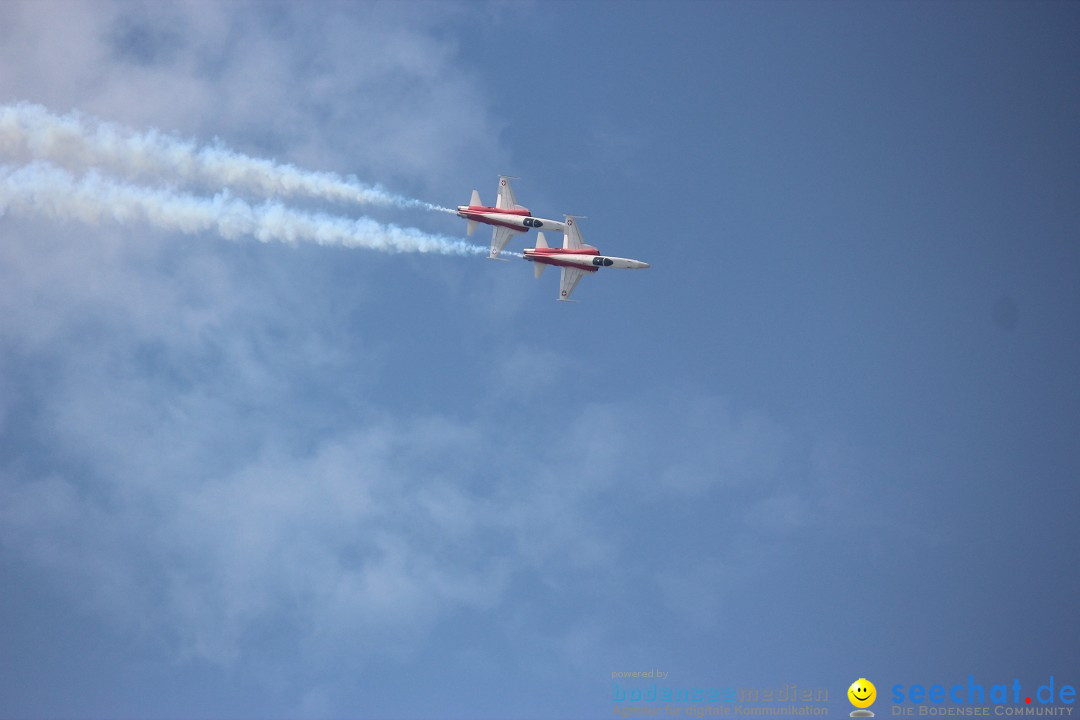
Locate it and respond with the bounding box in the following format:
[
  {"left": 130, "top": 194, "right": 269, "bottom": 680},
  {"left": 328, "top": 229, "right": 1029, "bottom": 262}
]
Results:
[
  {"left": 0, "top": 102, "right": 453, "bottom": 213},
  {"left": 0, "top": 162, "right": 484, "bottom": 256}
]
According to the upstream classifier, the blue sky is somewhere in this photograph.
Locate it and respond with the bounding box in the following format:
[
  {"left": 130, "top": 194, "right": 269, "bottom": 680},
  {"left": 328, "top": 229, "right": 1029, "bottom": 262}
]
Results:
[{"left": 1, "top": 2, "right": 1078, "bottom": 718}]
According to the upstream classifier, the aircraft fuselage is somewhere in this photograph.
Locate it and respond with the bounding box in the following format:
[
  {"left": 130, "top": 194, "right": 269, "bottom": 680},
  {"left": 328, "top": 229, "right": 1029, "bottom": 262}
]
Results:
[
  {"left": 523, "top": 247, "right": 650, "bottom": 271},
  {"left": 456, "top": 205, "right": 566, "bottom": 233}
]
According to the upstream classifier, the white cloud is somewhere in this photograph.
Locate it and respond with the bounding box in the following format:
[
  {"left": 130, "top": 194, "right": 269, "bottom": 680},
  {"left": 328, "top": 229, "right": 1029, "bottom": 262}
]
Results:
[
  {"left": 0, "top": 3, "right": 896, "bottom": 716},
  {"left": 0, "top": 0, "right": 514, "bottom": 676},
  {"left": 0, "top": 1, "right": 506, "bottom": 201}
]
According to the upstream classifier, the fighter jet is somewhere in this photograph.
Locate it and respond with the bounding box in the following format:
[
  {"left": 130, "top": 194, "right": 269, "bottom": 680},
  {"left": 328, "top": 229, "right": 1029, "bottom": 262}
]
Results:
[
  {"left": 456, "top": 176, "right": 568, "bottom": 259},
  {"left": 523, "top": 217, "right": 649, "bottom": 301}
]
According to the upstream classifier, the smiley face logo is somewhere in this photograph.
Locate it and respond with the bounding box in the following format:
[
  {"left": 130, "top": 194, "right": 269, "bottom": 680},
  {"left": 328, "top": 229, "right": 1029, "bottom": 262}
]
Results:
[{"left": 848, "top": 679, "right": 876, "bottom": 709}]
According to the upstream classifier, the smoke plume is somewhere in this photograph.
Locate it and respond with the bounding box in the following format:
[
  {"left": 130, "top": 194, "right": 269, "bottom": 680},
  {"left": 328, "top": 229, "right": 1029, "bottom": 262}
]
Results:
[
  {"left": 0, "top": 102, "right": 452, "bottom": 213},
  {"left": 0, "top": 162, "right": 482, "bottom": 256}
]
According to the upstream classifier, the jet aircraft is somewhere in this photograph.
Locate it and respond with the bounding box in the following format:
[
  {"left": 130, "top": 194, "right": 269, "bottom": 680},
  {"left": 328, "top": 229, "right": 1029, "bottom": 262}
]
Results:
[
  {"left": 456, "top": 176, "right": 568, "bottom": 259},
  {"left": 524, "top": 218, "right": 649, "bottom": 301}
]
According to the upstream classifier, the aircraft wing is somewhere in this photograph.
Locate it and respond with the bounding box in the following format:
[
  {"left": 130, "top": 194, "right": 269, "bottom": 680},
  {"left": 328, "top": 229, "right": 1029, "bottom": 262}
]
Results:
[
  {"left": 558, "top": 266, "right": 587, "bottom": 301},
  {"left": 496, "top": 176, "right": 521, "bottom": 210},
  {"left": 490, "top": 225, "right": 523, "bottom": 259}
]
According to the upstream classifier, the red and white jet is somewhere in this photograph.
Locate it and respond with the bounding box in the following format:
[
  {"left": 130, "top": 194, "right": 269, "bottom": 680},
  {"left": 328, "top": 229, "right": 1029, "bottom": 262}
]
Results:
[
  {"left": 524, "top": 217, "right": 649, "bottom": 302},
  {"left": 456, "top": 176, "right": 568, "bottom": 259}
]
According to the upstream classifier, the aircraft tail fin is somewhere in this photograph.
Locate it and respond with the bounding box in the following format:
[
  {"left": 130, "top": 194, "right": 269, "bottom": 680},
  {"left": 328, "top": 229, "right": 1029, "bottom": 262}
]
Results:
[
  {"left": 562, "top": 216, "right": 594, "bottom": 251},
  {"left": 467, "top": 219, "right": 477, "bottom": 236},
  {"left": 469, "top": 189, "right": 481, "bottom": 207},
  {"left": 532, "top": 232, "right": 549, "bottom": 278},
  {"left": 496, "top": 175, "right": 518, "bottom": 210}
]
